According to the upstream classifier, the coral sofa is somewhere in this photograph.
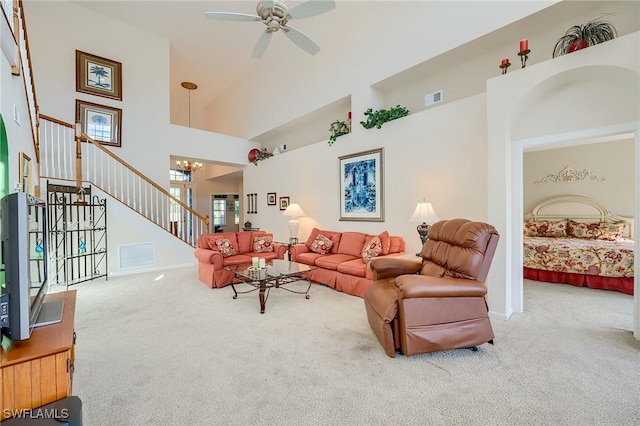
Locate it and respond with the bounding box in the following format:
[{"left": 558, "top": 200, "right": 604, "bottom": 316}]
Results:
[
  {"left": 289, "top": 228, "right": 406, "bottom": 297},
  {"left": 194, "top": 231, "right": 287, "bottom": 288}
]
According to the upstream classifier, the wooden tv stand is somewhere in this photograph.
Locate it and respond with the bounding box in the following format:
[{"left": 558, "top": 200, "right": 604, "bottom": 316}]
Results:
[{"left": 0, "top": 290, "right": 76, "bottom": 420}]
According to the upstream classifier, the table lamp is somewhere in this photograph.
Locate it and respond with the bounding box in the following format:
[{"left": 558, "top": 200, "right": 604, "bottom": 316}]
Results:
[
  {"left": 409, "top": 200, "right": 439, "bottom": 253},
  {"left": 282, "top": 203, "right": 306, "bottom": 244}
]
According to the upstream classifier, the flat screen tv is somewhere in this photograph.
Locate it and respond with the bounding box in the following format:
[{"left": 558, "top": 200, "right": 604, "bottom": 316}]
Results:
[{"left": 0, "top": 192, "right": 61, "bottom": 342}]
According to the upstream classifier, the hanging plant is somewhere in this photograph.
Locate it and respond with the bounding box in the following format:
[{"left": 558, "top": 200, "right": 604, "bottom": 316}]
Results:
[
  {"left": 552, "top": 15, "right": 618, "bottom": 58},
  {"left": 360, "top": 105, "right": 409, "bottom": 129},
  {"left": 328, "top": 119, "right": 350, "bottom": 145}
]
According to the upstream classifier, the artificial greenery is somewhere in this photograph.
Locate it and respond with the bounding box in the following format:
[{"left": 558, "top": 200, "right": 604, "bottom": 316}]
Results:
[
  {"left": 552, "top": 16, "right": 618, "bottom": 58},
  {"left": 328, "top": 119, "right": 350, "bottom": 145},
  {"left": 360, "top": 105, "right": 409, "bottom": 129}
]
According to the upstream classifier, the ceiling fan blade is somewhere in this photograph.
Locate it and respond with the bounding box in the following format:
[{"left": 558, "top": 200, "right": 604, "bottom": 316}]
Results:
[
  {"left": 287, "top": 0, "right": 335, "bottom": 20},
  {"left": 259, "top": 0, "right": 275, "bottom": 10},
  {"left": 205, "top": 12, "right": 261, "bottom": 22},
  {"left": 282, "top": 25, "right": 320, "bottom": 55},
  {"left": 252, "top": 30, "right": 273, "bottom": 59}
]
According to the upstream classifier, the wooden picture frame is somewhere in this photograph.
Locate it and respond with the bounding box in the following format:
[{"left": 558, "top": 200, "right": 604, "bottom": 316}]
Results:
[
  {"left": 279, "top": 196, "right": 290, "bottom": 211},
  {"left": 267, "top": 192, "right": 276, "bottom": 206},
  {"left": 76, "top": 50, "right": 122, "bottom": 101},
  {"left": 18, "top": 152, "right": 31, "bottom": 194},
  {"left": 339, "top": 148, "right": 384, "bottom": 221},
  {"left": 76, "top": 100, "right": 122, "bottom": 147}
]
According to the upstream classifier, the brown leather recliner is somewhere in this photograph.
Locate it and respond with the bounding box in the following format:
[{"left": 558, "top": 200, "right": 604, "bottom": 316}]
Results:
[{"left": 365, "top": 219, "right": 499, "bottom": 357}]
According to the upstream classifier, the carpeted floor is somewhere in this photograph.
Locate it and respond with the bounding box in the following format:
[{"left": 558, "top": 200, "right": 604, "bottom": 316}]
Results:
[{"left": 64, "top": 268, "right": 639, "bottom": 425}]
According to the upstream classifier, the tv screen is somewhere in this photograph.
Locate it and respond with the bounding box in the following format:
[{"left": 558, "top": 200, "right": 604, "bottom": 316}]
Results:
[{"left": 0, "top": 192, "right": 50, "bottom": 341}]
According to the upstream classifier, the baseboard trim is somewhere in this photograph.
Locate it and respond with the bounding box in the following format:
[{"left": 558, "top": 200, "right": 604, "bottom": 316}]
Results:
[{"left": 109, "top": 262, "right": 196, "bottom": 277}]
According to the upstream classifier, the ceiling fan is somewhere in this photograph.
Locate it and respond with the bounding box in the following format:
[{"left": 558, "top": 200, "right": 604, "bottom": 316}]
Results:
[{"left": 205, "top": 0, "right": 336, "bottom": 58}]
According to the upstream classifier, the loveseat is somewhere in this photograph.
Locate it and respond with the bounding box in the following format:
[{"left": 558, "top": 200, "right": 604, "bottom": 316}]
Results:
[
  {"left": 194, "top": 231, "right": 287, "bottom": 288},
  {"left": 289, "top": 228, "right": 406, "bottom": 297}
]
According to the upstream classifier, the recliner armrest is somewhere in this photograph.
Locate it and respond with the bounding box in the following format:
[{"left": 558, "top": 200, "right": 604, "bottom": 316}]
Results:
[
  {"left": 370, "top": 257, "right": 421, "bottom": 280},
  {"left": 395, "top": 275, "right": 487, "bottom": 298}
]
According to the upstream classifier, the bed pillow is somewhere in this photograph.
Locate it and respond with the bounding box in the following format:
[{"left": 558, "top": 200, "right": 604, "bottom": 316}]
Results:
[
  {"left": 567, "top": 220, "right": 626, "bottom": 241},
  {"left": 523, "top": 219, "right": 567, "bottom": 238}
]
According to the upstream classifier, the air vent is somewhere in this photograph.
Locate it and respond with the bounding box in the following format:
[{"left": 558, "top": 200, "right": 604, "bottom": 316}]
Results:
[
  {"left": 425, "top": 90, "right": 443, "bottom": 107},
  {"left": 118, "top": 243, "right": 156, "bottom": 269}
]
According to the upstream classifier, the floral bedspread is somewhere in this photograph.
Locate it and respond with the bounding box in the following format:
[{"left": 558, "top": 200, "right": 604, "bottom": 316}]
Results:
[{"left": 523, "top": 237, "right": 635, "bottom": 278}]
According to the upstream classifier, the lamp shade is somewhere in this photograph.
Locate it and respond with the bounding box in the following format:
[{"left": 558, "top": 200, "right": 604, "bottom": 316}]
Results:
[
  {"left": 409, "top": 202, "right": 439, "bottom": 224},
  {"left": 282, "top": 203, "right": 306, "bottom": 217}
]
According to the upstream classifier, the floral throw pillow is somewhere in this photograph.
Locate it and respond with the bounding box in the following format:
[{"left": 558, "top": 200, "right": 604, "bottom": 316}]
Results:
[
  {"left": 361, "top": 236, "right": 382, "bottom": 263},
  {"left": 310, "top": 234, "right": 333, "bottom": 254},
  {"left": 567, "top": 220, "right": 625, "bottom": 241},
  {"left": 215, "top": 238, "right": 237, "bottom": 257},
  {"left": 523, "top": 220, "right": 567, "bottom": 238},
  {"left": 253, "top": 236, "right": 274, "bottom": 253}
]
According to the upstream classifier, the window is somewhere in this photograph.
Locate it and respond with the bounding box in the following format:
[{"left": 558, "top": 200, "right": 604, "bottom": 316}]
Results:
[
  {"left": 213, "top": 197, "right": 226, "bottom": 226},
  {"left": 170, "top": 169, "right": 192, "bottom": 182}
]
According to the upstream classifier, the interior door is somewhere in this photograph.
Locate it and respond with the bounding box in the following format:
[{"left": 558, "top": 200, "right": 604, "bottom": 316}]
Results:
[{"left": 169, "top": 183, "right": 193, "bottom": 238}]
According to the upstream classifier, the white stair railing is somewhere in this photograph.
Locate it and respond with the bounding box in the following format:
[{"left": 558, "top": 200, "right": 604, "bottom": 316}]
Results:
[{"left": 39, "top": 115, "right": 209, "bottom": 247}]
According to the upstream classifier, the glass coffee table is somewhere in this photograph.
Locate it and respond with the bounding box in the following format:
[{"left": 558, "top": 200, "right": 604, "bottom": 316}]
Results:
[{"left": 226, "top": 259, "right": 316, "bottom": 314}]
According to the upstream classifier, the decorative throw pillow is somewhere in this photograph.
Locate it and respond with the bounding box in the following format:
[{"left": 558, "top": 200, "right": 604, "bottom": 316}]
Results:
[
  {"left": 361, "top": 236, "right": 382, "bottom": 263},
  {"left": 567, "top": 220, "right": 625, "bottom": 241},
  {"left": 215, "top": 238, "right": 237, "bottom": 257},
  {"left": 523, "top": 220, "right": 567, "bottom": 238},
  {"left": 310, "top": 234, "right": 333, "bottom": 254},
  {"left": 253, "top": 236, "right": 274, "bottom": 253}
]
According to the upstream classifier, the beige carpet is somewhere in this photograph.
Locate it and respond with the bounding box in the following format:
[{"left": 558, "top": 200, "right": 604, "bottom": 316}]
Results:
[{"left": 63, "top": 268, "right": 639, "bottom": 425}]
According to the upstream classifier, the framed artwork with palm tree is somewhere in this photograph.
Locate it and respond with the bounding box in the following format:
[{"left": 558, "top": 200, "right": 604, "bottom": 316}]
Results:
[
  {"left": 76, "top": 100, "right": 122, "bottom": 147},
  {"left": 76, "top": 50, "right": 122, "bottom": 101}
]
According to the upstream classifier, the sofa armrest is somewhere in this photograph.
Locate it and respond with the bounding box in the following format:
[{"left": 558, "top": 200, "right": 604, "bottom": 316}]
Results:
[
  {"left": 273, "top": 242, "right": 287, "bottom": 259},
  {"left": 194, "top": 247, "right": 224, "bottom": 269},
  {"left": 289, "top": 243, "right": 309, "bottom": 261},
  {"left": 395, "top": 274, "right": 487, "bottom": 299},
  {"left": 370, "top": 257, "right": 421, "bottom": 280}
]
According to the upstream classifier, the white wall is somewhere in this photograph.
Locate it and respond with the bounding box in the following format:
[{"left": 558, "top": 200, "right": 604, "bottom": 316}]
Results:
[
  {"left": 487, "top": 32, "right": 639, "bottom": 334},
  {"left": 524, "top": 139, "right": 634, "bottom": 216},
  {"left": 244, "top": 93, "right": 488, "bottom": 255}
]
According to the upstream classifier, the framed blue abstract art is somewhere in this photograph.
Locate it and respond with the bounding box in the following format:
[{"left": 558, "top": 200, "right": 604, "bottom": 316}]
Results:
[{"left": 339, "top": 148, "right": 384, "bottom": 221}]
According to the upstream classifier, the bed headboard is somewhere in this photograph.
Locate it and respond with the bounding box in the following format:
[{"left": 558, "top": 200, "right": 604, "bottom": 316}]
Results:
[{"left": 525, "top": 195, "right": 634, "bottom": 238}]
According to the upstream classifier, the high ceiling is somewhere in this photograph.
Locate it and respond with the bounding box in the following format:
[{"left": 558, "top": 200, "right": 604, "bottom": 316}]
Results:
[{"left": 72, "top": 0, "right": 366, "bottom": 115}]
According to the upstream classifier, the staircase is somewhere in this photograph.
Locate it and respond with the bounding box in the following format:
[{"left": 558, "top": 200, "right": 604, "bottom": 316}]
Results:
[{"left": 38, "top": 115, "right": 208, "bottom": 247}]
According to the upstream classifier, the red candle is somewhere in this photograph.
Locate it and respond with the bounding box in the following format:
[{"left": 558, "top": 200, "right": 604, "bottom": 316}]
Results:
[
  {"left": 348, "top": 111, "right": 352, "bottom": 119},
  {"left": 520, "top": 39, "right": 528, "bottom": 52},
  {"left": 501, "top": 58, "right": 509, "bottom": 66}
]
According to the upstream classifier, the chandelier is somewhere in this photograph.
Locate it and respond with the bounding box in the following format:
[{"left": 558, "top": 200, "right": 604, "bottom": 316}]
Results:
[{"left": 176, "top": 160, "right": 203, "bottom": 174}]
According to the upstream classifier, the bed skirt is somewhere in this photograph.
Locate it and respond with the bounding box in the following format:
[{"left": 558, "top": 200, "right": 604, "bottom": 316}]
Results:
[{"left": 523, "top": 267, "right": 634, "bottom": 295}]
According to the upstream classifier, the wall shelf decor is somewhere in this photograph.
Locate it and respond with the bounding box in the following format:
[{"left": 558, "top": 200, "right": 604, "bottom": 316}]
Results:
[{"left": 534, "top": 165, "right": 606, "bottom": 184}]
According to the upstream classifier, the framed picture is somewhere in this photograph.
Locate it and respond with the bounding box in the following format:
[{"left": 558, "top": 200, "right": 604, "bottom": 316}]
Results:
[
  {"left": 279, "top": 196, "right": 290, "bottom": 211},
  {"left": 18, "top": 152, "right": 31, "bottom": 193},
  {"left": 339, "top": 148, "right": 384, "bottom": 221},
  {"left": 267, "top": 192, "right": 277, "bottom": 206},
  {"left": 76, "top": 50, "right": 122, "bottom": 101},
  {"left": 76, "top": 100, "right": 122, "bottom": 147}
]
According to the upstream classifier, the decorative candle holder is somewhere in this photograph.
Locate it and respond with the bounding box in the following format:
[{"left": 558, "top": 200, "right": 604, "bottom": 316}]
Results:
[
  {"left": 518, "top": 49, "right": 530, "bottom": 68},
  {"left": 499, "top": 61, "right": 511, "bottom": 75}
]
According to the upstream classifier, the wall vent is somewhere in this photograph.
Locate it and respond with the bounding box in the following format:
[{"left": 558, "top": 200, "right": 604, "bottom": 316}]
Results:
[
  {"left": 118, "top": 242, "right": 156, "bottom": 269},
  {"left": 425, "top": 90, "right": 443, "bottom": 107}
]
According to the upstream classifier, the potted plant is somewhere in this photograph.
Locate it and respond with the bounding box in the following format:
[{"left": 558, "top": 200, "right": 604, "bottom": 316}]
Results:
[
  {"left": 552, "top": 16, "right": 618, "bottom": 58},
  {"left": 360, "top": 105, "right": 409, "bottom": 129},
  {"left": 328, "top": 119, "right": 350, "bottom": 145}
]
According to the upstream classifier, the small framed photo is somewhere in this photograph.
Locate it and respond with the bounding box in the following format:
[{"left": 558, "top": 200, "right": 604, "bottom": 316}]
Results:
[
  {"left": 76, "top": 100, "right": 122, "bottom": 147},
  {"left": 279, "top": 196, "right": 290, "bottom": 211},
  {"left": 267, "top": 192, "right": 277, "bottom": 206},
  {"left": 18, "top": 152, "right": 31, "bottom": 193},
  {"left": 76, "top": 50, "right": 122, "bottom": 101}
]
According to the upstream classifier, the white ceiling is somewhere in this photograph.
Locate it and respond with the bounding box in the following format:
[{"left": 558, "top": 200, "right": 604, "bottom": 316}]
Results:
[{"left": 72, "top": 0, "right": 364, "bottom": 113}]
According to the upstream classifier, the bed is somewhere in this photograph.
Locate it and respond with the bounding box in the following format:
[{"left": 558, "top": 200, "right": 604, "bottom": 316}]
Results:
[{"left": 523, "top": 195, "right": 634, "bottom": 295}]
